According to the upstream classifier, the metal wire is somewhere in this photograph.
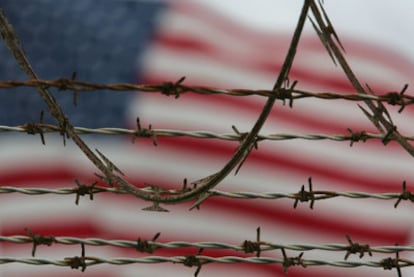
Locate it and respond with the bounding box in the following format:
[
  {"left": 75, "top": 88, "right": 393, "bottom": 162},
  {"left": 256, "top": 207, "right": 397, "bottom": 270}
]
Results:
[
  {"left": 1, "top": 235, "right": 413, "bottom": 254},
  {"left": 0, "top": 79, "right": 412, "bottom": 109},
  {"left": 0, "top": 185, "right": 404, "bottom": 202},
  {"left": 1, "top": 124, "right": 411, "bottom": 144},
  {"left": 0, "top": 255, "right": 413, "bottom": 269},
  {"left": 1, "top": 2, "right": 413, "bottom": 276}
]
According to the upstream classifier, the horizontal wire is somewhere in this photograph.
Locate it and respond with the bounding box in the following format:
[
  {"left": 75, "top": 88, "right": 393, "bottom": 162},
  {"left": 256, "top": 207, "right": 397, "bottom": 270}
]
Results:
[
  {"left": 0, "top": 79, "right": 411, "bottom": 108},
  {"left": 0, "top": 235, "right": 413, "bottom": 255},
  {"left": 0, "top": 255, "right": 413, "bottom": 269},
  {"left": 0, "top": 185, "right": 404, "bottom": 203},
  {"left": 1, "top": 124, "right": 411, "bottom": 144}
]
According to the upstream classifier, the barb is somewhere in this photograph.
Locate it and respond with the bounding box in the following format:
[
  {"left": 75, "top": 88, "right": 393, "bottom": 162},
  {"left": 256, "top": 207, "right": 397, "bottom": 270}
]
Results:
[
  {"left": 1, "top": 79, "right": 412, "bottom": 108},
  {"left": 242, "top": 227, "right": 262, "bottom": 257},
  {"left": 136, "top": 233, "right": 161, "bottom": 254},
  {"left": 281, "top": 248, "right": 306, "bottom": 274},
  {"left": 132, "top": 117, "right": 157, "bottom": 146},
  {"left": 23, "top": 111, "right": 46, "bottom": 145},
  {"left": 74, "top": 179, "right": 98, "bottom": 205},
  {"left": 293, "top": 177, "right": 315, "bottom": 209},
  {"left": 344, "top": 235, "right": 372, "bottom": 260},
  {"left": 181, "top": 248, "right": 206, "bottom": 277},
  {"left": 380, "top": 245, "right": 402, "bottom": 277},
  {"left": 160, "top": 76, "right": 186, "bottom": 98},
  {"left": 347, "top": 128, "right": 369, "bottom": 147},
  {"left": 64, "top": 243, "right": 87, "bottom": 272},
  {"left": 394, "top": 181, "right": 414, "bottom": 208},
  {"left": 24, "top": 228, "right": 56, "bottom": 257}
]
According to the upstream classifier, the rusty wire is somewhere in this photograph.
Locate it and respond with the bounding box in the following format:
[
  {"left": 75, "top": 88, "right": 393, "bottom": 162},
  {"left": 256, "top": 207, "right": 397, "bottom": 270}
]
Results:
[{"left": 0, "top": 79, "right": 412, "bottom": 108}]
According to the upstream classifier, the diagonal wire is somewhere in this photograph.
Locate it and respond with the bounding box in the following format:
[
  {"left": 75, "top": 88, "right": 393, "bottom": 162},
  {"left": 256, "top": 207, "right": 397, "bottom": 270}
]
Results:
[{"left": 309, "top": 1, "right": 414, "bottom": 158}]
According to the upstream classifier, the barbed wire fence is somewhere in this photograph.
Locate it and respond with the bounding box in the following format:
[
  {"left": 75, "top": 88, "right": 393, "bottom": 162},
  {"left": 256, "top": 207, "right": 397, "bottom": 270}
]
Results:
[{"left": 1, "top": 0, "right": 414, "bottom": 276}]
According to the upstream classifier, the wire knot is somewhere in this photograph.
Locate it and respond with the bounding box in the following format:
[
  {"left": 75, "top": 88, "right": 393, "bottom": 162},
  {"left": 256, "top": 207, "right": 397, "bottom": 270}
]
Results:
[
  {"left": 281, "top": 248, "right": 306, "bottom": 274},
  {"left": 160, "top": 76, "right": 186, "bottom": 98},
  {"left": 182, "top": 248, "right": 206, "bottom": 277},
  {"left": 65, "top": 243, "right": 87, "bottom": 272},
  {"left": 344, "top": 235, "right": 372, "bottom": 260},
  {"left": 74, "top": 179, "right": 98, "bottom": 205},
  {"left": 24, "top": 111, "right": 46, "bottom": 145},
  {"left": 385, "top": 84, "right": 408, "bottom": 113},
  {"left": 277, "top": 78, "right": 297, "bottom": 107},
  {"left": 242, "top": 227, "right": 262, "bottom": 257},
  {"left": 132, "top": 117, "right": 157, "bottom": 146},
  {"left": 394, "top": 181, "right": 414, "bottom": 208},
  {"left": 136, "top": 232, "right": 161, "bottom": 254},
  {"left": 293, "top": 177, "right": 315, "bottom": 209},
  {"left": 56, "top": 78, "right": 72, "bottom": 90},
  {"left": 380, "top": 245, "right": 402, "bottom": 277},
  {"left": 347, "top": 128, "right": 368, "bottom": 147},
  {"left": 24, "top": 227, "right": 56, "bottom": 257}
]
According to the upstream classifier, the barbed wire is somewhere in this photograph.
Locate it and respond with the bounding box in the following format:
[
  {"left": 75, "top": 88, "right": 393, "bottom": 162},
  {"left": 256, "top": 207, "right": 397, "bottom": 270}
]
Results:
[
  {"left": 0, "top": 178, "right": 412, "bottom": 209},
  {"left": 0, "top": 255, "right": 413, "bottom": 270},
  {"left": 1, "top": 1, "right": 414, "bottom": 276},
  {"left": 1, "top": 123, "right": 412, "bottom": 145},
  {"left": 0, "top": 234, "right": 413, "bottom": 254},
  {"left": 0, "top": 230, "right": 410, "bottom": 275},
  {"left": 0, "top": 79, "right": 412, "bottom": 110}
]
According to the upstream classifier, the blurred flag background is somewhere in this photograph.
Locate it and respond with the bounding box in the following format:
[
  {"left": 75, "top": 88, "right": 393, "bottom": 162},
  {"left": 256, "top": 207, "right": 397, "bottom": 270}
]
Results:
[{"left": 1, "top": 0, "right": 414, "bottom": 276}]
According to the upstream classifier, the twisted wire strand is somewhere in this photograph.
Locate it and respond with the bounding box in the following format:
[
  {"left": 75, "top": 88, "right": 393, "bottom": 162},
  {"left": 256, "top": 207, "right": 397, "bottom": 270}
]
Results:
[
  {"left": 1, "top": 235, "right": 413, "bottom": 255},
  {"left": 0, "top": 79, "right": 411, "bottom": 108},
  {"left": 0, "top": 255, "right": 413, "bottom": 269},
  {"left": 1, "top": 124, "right": 411, "bottom": 143},
  {"left": 0, "top": 185, "right": 404, "bottom": 202}
]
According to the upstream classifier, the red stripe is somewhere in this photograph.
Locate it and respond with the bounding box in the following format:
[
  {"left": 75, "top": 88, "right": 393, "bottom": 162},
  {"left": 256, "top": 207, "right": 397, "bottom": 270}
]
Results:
[
  {"left": 0, "top": 165, "right": 91, "bottom": 187},
  {"left": 1, "top": 221, "right": 101, "bottom": 238}
]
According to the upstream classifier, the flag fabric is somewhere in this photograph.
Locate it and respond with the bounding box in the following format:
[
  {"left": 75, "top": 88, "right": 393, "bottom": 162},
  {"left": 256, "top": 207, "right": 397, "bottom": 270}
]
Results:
[{"left": 1, "top": 1, "right": 414, "bottom": 276}]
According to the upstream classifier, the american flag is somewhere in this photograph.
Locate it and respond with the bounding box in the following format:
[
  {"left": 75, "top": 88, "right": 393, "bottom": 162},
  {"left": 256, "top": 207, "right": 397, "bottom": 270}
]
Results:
[{"left": 1, "top": 1, "right": 414, "bottom": 276}]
